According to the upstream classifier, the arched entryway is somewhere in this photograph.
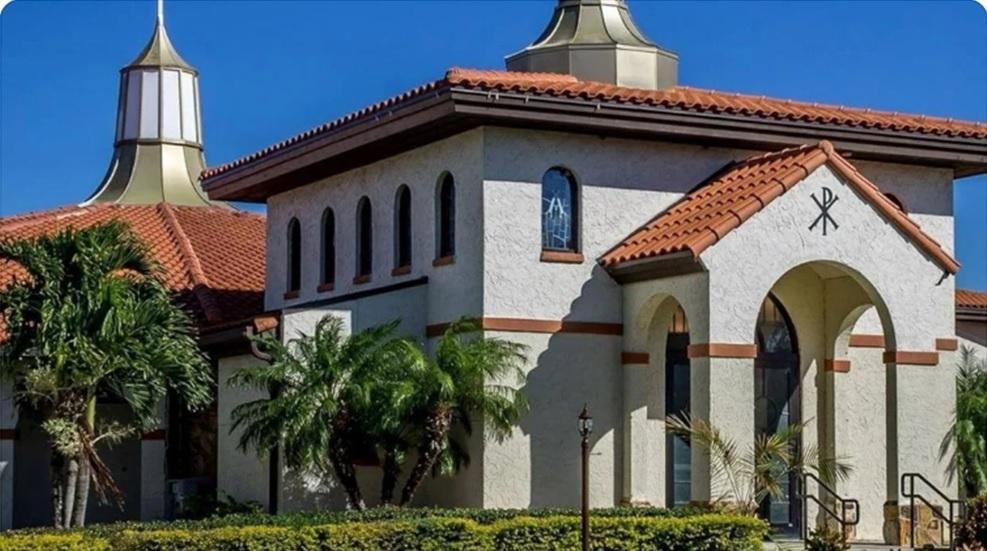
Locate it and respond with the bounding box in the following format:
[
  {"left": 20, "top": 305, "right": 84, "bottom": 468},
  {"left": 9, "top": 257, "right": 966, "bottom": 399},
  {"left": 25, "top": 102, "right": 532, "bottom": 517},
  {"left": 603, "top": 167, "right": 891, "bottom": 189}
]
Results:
[{"left": 754, "top": 294, "right": 801, "bottom": 535}]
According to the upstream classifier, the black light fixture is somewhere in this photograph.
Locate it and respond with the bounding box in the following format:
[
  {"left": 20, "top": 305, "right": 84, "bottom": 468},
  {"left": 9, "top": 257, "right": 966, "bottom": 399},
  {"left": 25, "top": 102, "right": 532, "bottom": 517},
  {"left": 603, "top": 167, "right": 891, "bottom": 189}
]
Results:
[{"left": 578, "top": 404, "right": 593, "bottom": 551}]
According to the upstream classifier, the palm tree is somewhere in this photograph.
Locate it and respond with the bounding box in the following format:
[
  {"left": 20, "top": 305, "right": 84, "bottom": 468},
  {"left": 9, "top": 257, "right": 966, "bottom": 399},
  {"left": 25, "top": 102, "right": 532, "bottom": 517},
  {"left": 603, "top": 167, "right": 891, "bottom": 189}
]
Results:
[
  {"left": 666, "top": 413, "right": 852, "bottom": 517},
  {"left": 230, "top": 315, "right": 421, "bottom": 511},
  {"left": 946, "top": 346, "right": 987, "bottom": 496},
  {"left": 0, "top": 222, "right": 212, "bottom": 528},
  {"left": 399, "top": 318, "right": 528, "bottom": 506}
]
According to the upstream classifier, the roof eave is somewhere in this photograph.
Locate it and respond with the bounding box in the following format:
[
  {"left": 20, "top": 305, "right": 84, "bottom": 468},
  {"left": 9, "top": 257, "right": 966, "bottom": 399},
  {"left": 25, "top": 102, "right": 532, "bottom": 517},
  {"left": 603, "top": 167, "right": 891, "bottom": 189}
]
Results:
[{"left": 202, "top": 87, "right": 987, "bottom": 202}]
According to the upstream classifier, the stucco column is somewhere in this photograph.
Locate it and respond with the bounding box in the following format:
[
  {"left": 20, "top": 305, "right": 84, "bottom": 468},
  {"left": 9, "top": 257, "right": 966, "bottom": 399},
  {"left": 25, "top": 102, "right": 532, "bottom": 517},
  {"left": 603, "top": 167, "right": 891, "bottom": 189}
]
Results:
[
  {"left": 690, "top": 355, "right": 755, "bottom": 504},
  {"left": 140, "top": 400, "right": 168, "bottom": 521},
  {"left": 0, "top": 379, "right": 16, "bottom": 530},
  {"left": 621, "top": 357, "right": 664, "bottom": 506}
]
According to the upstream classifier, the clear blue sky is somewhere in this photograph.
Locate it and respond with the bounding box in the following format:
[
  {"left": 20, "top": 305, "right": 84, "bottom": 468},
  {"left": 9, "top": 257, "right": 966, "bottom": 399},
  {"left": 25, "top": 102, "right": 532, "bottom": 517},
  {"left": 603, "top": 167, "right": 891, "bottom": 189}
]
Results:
[{"left": 1, "top": 1, "right": 985, "bottom": 289}]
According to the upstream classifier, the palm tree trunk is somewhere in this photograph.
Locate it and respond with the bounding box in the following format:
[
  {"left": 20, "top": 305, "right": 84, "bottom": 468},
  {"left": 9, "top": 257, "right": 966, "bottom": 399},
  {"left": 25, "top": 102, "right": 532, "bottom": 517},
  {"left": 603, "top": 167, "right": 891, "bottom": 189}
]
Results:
[
  {"left": 400, "top": 405, "right": 452, "bottom": 506},
  {"left": 329, "top": 408, "right": 365, "bottom": 510},
  {"left": 71, "top": 398, "right": 96, "bottom": 527},
  {"left": 50, "top": 455, "right": 64, "bottom": 529},
  {"left": 380, "top": 445, "right": 400, "bottom": 505},
  {"left": 62, "top": 455, "right": 78, "bottom": 527}
]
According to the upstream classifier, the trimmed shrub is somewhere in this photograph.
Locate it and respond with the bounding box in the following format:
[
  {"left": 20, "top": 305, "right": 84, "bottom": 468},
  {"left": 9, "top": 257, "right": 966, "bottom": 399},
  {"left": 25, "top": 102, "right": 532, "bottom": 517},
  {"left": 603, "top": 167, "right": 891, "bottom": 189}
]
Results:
[
  {"left": 0, "top": 533, "right": 110, "bottom": 551},
  {"left": 1, "top": 513, "right": 766, "bottom": 551}
]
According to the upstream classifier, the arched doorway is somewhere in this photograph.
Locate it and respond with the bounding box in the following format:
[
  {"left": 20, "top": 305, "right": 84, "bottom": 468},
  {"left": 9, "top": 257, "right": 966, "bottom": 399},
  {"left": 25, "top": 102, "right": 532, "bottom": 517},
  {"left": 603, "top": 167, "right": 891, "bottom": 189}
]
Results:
[
  {"left": 755, "top": 294, "right": 800, "bottom": 534},
  {"left": 665, "top": 305, "right": 690, "bottom": 507}
]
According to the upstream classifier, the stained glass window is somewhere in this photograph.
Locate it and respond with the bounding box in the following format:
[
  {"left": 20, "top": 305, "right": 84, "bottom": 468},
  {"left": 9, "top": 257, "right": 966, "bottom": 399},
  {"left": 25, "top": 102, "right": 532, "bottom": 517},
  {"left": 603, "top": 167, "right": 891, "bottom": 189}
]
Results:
[{"left": 541, "top": 168, "right": 577, "bottom": 251}]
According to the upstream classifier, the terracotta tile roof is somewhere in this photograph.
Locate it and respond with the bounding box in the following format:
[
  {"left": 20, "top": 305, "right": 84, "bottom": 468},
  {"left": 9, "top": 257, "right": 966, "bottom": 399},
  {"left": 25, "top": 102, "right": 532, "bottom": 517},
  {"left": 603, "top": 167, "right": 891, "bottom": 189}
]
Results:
[
  {"left": 599, "top": 140, "right": 959, "bottom": 274},
  {"left": 0, "top": 203, "right": 266, "bottom": 332},
  {"left": 957, "top": 289, "right": 987, "bottom": 310},
  {"left": 201, "top": 68, "right": 987, "bottom": 181}
]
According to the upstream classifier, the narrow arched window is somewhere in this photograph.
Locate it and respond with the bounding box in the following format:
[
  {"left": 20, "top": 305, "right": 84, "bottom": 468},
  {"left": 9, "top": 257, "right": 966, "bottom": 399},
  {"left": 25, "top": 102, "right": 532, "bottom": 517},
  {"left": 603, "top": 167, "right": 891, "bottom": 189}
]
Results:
[
  {"left": 541, "top": 167, "right": 578, "bottom": 251},
  {"left": 320, "top": 208, "right": 335, "bottom": 287},
  {"left": 394, "top": 186, "right": 412, "bottom": 269},
  {"left": 436, "top": 173, "right": 455, "bottom": 258},
  {"left": 356, "top": 197, "right": 373, "bottom": 278},
  {"left": 286, "top": 217, "right": 301, "bottom": 294}
]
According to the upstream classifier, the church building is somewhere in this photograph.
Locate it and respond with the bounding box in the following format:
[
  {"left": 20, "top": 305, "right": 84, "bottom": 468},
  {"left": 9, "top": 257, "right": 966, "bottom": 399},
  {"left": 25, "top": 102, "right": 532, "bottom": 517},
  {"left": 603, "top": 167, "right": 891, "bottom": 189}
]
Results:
[
  {"left": 201, "top": 0, "right": 986, "bottom": 543},
  {"left": 2, "top": 0, "right": 987, "bottom": 545}
]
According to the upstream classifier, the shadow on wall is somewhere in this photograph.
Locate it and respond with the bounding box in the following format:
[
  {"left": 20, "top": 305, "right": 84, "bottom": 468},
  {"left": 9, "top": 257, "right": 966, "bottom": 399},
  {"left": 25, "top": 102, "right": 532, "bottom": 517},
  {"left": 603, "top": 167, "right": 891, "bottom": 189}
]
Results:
[
  {"left": 518, "top": 264, "right": 622, "bottom": 508},
  {"left": 13, "top": 404, "right": 141, "bottom": 528}
]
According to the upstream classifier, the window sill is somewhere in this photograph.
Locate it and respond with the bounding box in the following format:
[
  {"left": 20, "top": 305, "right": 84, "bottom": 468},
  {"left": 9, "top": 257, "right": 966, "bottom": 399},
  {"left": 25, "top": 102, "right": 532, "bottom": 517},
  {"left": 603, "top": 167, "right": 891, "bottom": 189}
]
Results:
[
  {"left": 391, "top": 265, "right": 411, "bottom": 277},
  {"left": 353, "top": 274, "right": 372, "bottom": 285},
  {"left": 283, "top": 290, "right": 300, "bottom": 300},
  {"left": 540, "top": 250, "right": 584, "bottom": 264},
  {"left": 433, "top": 255, "right": 455, "bottom": 267},
  {"left": 317, "top": 283, "right": 335, "bottom": 293}
]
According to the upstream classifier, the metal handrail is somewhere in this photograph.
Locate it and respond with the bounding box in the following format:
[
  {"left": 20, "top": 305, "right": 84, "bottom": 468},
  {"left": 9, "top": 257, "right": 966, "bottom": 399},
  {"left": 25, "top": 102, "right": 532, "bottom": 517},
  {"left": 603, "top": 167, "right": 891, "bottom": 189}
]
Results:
[
  {"left": 800, "top": 471, "right": 860, "bottom": 544},
  {"left": 900, "top": 472, "right": 965, "bottom": 551}
]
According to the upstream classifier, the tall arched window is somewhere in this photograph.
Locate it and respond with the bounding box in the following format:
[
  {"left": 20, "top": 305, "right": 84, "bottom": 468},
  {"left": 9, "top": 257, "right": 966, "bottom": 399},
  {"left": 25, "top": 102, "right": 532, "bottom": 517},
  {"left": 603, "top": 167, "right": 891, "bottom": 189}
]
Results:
[
  {"left": 436, "top": 173, "right": 455, "bottom": 259},
  {"left": 541, "top": 167, "right": 578, "bottom": 251},
  {"left": 394, "top": 186, "right": 412, "bottom": 270},
  {"left": 320, "top": 208, "right": 335, "bottom": 288},
  {"left": 665, "top": 305, "right": 690, "bottom": 507},
  {"left": 356, "top": 197, "right": 373, "bottom": 279},
  {"left": 286, "top": 217, "right": 301, "bottom": 294}
]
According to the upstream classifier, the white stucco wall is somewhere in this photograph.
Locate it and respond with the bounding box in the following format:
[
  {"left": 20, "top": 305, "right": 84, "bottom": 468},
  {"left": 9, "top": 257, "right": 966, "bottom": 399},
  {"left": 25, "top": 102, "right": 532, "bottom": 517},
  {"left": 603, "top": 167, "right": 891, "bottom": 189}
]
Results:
[{"left": 217, "top": 354, "right": 271, "bottom": 509}]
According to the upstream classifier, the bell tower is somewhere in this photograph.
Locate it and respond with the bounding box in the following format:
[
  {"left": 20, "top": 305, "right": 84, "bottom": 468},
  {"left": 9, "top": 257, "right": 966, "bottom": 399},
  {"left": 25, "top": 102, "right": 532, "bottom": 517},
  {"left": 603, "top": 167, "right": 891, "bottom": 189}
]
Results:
[
  {"left": 84, "top": 0, "right": 212, "bottom": 206},
  {"left": 506, "top": 0, "right": 678, "bottom": 90}
]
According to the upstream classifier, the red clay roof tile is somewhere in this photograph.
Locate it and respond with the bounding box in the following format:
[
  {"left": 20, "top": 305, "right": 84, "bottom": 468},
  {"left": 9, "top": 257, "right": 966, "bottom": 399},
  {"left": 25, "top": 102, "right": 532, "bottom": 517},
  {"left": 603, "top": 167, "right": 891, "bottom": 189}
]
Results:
[
  {"left": 957, "top": 289, "right": 987, "bottom": 310},
  {"left": 0, "top": 203, "right": 266, "bottom": 331},
  {"left": 599, "top": 140, "right": 959, "bottom": 275},
  {"left": 201, "top": 68, "right": 987, "bottom": 181}
]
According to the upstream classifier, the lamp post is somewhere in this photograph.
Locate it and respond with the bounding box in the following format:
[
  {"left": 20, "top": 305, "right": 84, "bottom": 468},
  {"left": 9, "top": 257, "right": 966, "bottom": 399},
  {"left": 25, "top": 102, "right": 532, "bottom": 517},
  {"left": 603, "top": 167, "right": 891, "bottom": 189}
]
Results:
[{"left": 578, "top": 404, "right": 593, "bottom": 551}]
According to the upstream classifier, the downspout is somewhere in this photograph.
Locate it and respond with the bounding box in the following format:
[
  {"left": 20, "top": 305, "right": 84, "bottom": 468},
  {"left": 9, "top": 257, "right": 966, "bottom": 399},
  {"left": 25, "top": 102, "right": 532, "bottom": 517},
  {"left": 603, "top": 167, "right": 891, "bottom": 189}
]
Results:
[{"left": 244, "top": 322, "right": 278, "bottom": 513}]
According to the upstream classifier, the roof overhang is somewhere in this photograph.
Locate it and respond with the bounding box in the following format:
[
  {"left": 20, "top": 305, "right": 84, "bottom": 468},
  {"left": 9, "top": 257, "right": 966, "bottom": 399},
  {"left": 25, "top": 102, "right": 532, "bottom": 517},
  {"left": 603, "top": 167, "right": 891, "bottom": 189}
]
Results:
[{"left": 203, "top": 86, "right": 987, "bottom": 202}]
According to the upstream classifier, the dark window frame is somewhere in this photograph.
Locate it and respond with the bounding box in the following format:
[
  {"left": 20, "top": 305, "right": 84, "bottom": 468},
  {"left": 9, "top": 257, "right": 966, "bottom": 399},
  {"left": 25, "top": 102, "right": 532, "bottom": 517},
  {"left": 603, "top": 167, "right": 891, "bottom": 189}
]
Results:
[
  {"left": 320, "top": 208, "right": 336, "bottom": 286},
  {"left": 540, "top": 166, "right": 579, "bottom": 253},
  {"left": 394, "top": 185, "right": 413, "bottom": 269},
  {"left": 436, "top": 173, "right": 455, "bottom": 259},
  {"left": 287, "top": 217, "right": 301, "bottom": 293},
  {"left": 356, "top": 197, "right": 373, "bottom": 277}
]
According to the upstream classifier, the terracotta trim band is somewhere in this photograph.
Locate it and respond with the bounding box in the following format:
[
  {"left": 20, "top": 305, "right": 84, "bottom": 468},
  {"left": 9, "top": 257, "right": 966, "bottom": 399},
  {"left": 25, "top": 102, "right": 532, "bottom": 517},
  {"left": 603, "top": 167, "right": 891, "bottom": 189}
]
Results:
[
  {"left": 687, "top": 343, "right": 758, "bottom": 359},
  {"left": 849, "top": 334, "right": 885, "bottom": 348},
  {"left": 282, "top": 290, "right": 300, "bottom": 300},
  {"left": 352, "top": 274, "right": 371, "bottom": 285},
  {"left": 316, "top": 282, "right": 335, "bottom": 293},
  {"left": 426, "top": 317, "right": 623, "bottom": 338},
  {"left": 883, "top": 351, "right": 939, "bottom": 366},
  {"left": 0, "top": 429, "right": 16, "bottom": 440},
  {"left": 825, "top": 359, "right": 851, "bottom": 373},
  {"left": 540, "top": 250, "right": 585, "bottom": 264},
  {"left": 935, "top": 338, "right": 959, "bottom": 351},
  {"left": 391, "top": 265, "right": 412, "bottom": 277},
  {"left": 621, "top": 352, "right": 649, "bottom": 365},
  {"left": 142, "top": 429, "right": 167, "bottom": 441},
  {"left": 432, "top": 255, "right": 455, "bottom": 267}
]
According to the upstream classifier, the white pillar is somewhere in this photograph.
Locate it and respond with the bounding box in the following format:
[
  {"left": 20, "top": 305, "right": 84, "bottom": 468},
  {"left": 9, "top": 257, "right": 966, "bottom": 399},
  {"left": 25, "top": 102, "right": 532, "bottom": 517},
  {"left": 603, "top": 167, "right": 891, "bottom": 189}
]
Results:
[
  {"left": 140, "top": 400, "right": 168, "bottom": 521},
  {"left": 622, "top": 356, "right": 664, "bottom": 505},
  {"left": 691, "top": 355, "right": 755, "bottom": 504}
]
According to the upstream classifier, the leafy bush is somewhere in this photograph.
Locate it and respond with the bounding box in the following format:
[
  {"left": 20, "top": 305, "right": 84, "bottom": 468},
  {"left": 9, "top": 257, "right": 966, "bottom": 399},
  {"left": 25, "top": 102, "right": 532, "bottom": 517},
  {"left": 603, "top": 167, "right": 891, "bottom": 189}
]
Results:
[
  {"left": 0, "top": 512, "right": 767, "bottom": 551},
  {"left": 957, "top": 494, "right": 987, "bottom": 550},
  {"left": 804, "top": 527, "right": 849, "bottom": 551},
  {"left": 6, "top": 505, "right": 710, "bottom": 538}
]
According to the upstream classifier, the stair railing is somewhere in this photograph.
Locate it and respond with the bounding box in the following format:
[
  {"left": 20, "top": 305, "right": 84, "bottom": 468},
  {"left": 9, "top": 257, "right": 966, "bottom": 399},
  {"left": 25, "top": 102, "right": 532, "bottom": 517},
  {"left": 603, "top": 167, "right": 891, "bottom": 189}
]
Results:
[
  {"left": 799, "top": 471, "right": 860, "bottom": 545},
  {"left": 900, "top": 472, "right": 965, "bottom": 551}
]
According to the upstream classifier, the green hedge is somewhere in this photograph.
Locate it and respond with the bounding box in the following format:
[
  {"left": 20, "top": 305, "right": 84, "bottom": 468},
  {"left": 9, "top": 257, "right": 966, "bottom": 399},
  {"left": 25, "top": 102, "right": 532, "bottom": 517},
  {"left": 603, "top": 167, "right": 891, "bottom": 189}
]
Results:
[{"left": 0, "top": 514, "right": 767, "bottom": 551}]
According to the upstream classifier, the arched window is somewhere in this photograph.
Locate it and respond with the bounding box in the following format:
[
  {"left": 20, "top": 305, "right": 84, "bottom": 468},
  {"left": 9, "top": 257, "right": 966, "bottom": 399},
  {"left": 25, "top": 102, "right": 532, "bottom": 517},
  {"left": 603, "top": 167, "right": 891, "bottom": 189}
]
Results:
[
  {"left": 356, "top": 197, "right": 373, "bottom": 279},
  {"left": 320, "top": 208, "right": 335, "bottom": 287},
  {"left": 286, "top": 217, "right": 301, "bottom": 294},
  {"left": 394, "top": 186, "right": 412, "bottom": 269},
  {"left": 541, "top": 167, "right": 578, "bottom": 251},
  {"left": 436, "top": 173, "right": 455, "bottom": 259}
]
